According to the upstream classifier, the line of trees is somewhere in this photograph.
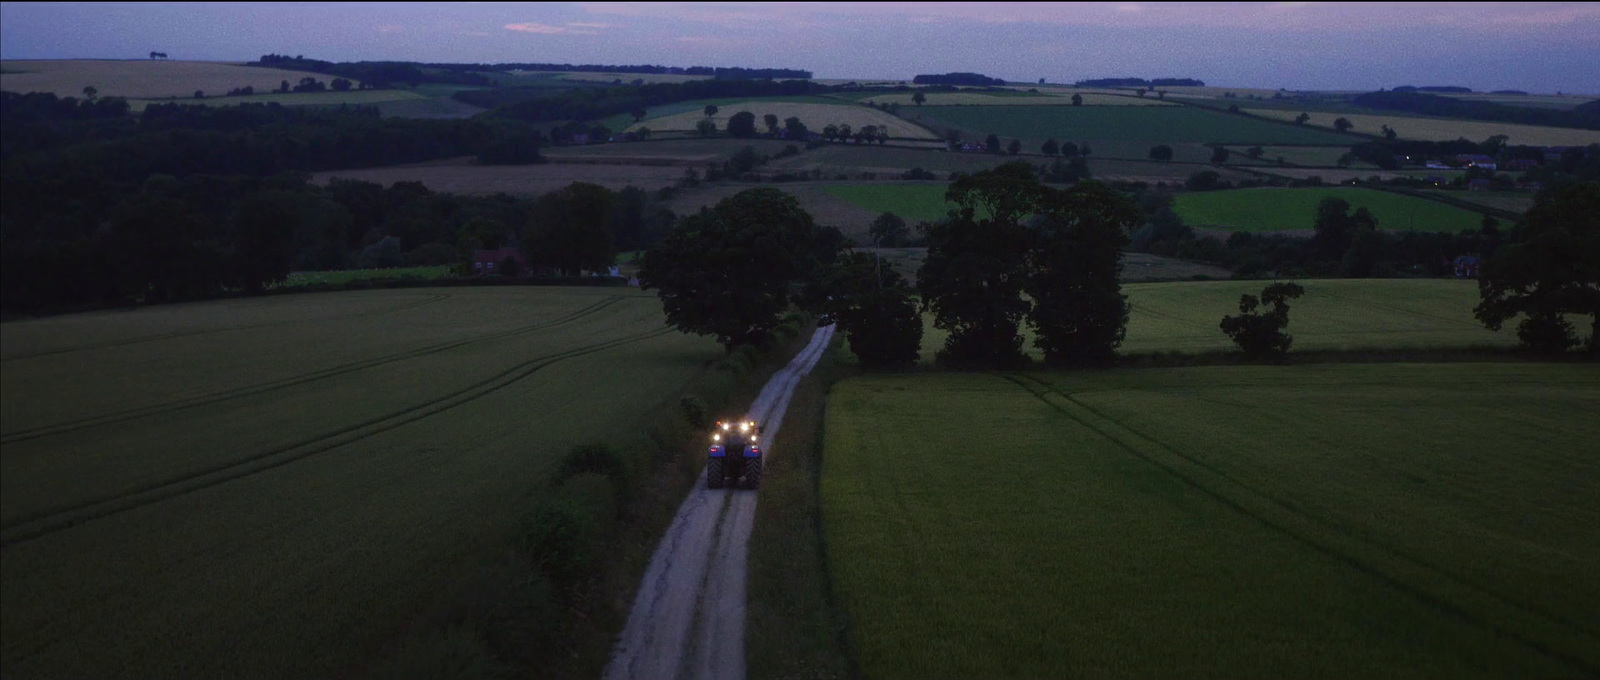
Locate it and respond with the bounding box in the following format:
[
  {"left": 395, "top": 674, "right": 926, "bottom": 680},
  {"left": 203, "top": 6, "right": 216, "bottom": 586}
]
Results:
[
  {"left": 458, "top": 77, "right": 832, "bottom": 122},
  {"left": 1074, "top": 77, "right": 1204, "bottom": 88}
]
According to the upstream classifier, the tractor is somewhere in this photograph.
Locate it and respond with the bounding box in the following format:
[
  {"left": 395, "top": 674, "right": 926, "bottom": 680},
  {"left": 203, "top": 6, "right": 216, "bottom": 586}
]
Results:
[{"left": 706, "top": 419, "right": 762, "bottom": 489}]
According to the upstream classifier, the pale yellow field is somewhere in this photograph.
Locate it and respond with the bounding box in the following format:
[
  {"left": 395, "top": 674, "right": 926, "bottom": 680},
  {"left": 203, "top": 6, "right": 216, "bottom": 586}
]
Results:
[
  {"left": 1244, "top": 108, "right": 1600, "bottom": 146},
  {"left": 629, "top": 101, "right": 939, "bottom": 139},
  {"left": 0, "top": 60, "right": 353, "bottom": 100},
  {"left": 858, "top": 92, "right": 1173, "bottom": 107}
]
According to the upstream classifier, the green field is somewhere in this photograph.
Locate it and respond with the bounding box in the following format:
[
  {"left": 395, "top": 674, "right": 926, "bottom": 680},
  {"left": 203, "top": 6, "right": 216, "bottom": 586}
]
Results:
[
  {"left": 280, "top": 265, "right": 454, "bottom": 287},
  {"left": 902, "top": 105, "right": 1361, "bottom": 159},
  {"left": 0, "top": 287, "right": 721, "bottom": 678},
  {"left": 823, "top": 364, "right": 1600, "bottom": 678},
  {"left": 1175, "top": 187, "right": 1488, "bottom": 233},
  {"left": 821, "top": 183, "right": 957, "bottom": 223},
  {"left": 917, "top": 279, "right": 1519, "bottom": 362}
]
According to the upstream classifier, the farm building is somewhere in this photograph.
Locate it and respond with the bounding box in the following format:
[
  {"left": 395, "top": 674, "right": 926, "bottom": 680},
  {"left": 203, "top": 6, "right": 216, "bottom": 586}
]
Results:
[
  {"left": 472, "top": 247, "right": 526, "bottom": 274},
  {"left": 1452, "top": 255, "right": 1480, "bottom": 278},
  {"left": 1454, "top": 154, "right": 1497, "bottom": 170},
  {"left": 1502, "top": 158, "right": 1540, "bottom": 171}
]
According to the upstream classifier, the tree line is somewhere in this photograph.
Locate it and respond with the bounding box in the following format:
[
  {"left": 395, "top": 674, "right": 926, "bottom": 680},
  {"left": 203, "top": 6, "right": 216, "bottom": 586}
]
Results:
[
  {"left": 456, "top": 77, "right": 833, "bottom": 122},
  {"left": 1074, "top": 77, "right": 1205, "bottom": 88},
  {"left": 1, "top": 93, "right": 695, "bottom": 313}
]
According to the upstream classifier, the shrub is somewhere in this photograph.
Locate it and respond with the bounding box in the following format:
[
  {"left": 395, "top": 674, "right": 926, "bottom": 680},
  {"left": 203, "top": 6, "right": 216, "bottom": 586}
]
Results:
[
  {"left": 1219, "top": 282, "right": 1306, "bottom": 359},
  {"left": 554, "top": 443, "right": 628, "bottom": 504},
  {"left": 524, "top": 474, "right": 615, "bottom": 586},
  {"left": 679, "top": 395, "right": 710, "bottom": 430},
  {"left": 362, "top": 624, "right": 510, "bottom": 680}
]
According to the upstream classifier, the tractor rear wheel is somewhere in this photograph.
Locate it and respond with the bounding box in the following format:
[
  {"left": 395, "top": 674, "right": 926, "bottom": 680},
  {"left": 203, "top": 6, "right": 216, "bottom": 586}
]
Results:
[
  {"left": 707, "top": 458, "right": 724, "bottom": 489},
  {"left": 744, "top": 458, "right": 762, "bottom": 490}
]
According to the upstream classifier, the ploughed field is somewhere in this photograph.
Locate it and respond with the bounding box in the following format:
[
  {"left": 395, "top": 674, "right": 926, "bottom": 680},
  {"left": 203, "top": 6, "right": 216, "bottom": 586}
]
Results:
[
  {"left": 0, "top": 287, "right": 720, "bottom": 678},
  {"left": 823, "top": 364, "right": 1600, "bottom": 678}
]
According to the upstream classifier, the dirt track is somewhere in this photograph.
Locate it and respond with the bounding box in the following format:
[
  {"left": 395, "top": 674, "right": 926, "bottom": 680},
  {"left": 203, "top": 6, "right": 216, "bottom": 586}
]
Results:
[{"left": 604, "top": 324, "right": 836, "bottom": 680}]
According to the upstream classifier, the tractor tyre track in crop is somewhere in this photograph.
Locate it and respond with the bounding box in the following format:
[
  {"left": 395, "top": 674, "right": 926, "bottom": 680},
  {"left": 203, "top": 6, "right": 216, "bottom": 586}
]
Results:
[
  {"left": 0, "top": 325, "right": 673, "bottom": 547},
  {"left": 1, "top": 293, "right": 452, "bottom": 364},
  {"left": 0, "top": 296, "right": 626, "bottom": 444},
  {"left": 605, "top": 324, "right": 835, "bottom": 680},
  {"left": 1001, "top": 372, "right": 1600, "bottom": 675}
]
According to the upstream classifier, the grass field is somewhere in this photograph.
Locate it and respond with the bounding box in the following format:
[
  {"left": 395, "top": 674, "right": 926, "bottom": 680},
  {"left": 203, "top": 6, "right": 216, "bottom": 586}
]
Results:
[
  {"left": 280, "top": 265, "right": 454, "bottom": 287},
  {"left": 1243, "top": 108, "right": 1600, "bottom": 146},
  {"left": 1174, "top": 187, "right": 1487, "bottom": 233},
  {"left": 0, "top": 59, "right": 350, "bottom": 100},
  {"left": 820, "top": 183, "right": 957, "bottom": 223},
  {"left": 823, "top": 363, "right": 1600, "bottom": 678},
  {"left": 628, "top": 100, "right": 937, "bottom": 139},
  {"left": 0, "top": 287, "right": 722, "bottom": 678},
  {"left": 902, "top": 105, "right": 1361, "bottom": 159},
  {"left": 916, "top": 279, "right": 1520, "bottom": 362},
  {"left": 856, "top": 92, "right": 1173, "bottom": 107}
]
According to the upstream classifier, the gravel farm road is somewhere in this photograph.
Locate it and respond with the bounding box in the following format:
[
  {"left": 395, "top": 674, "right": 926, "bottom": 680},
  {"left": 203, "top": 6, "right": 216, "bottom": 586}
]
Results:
[{"left": 603, "top": 324, "right": 836, "bottom": 680}]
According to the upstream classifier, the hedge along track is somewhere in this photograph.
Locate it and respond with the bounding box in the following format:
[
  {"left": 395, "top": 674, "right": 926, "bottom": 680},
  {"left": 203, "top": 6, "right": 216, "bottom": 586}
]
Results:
[
  {"left": 1, "top": 292, "right": 453, "bottom": 364},
  {"left": 0, "top": 324, "right": 674, "bottom": 547},
  {"left": 1000, "top": 372, "right": 1600, "bottom": 675},
  {"left": 1, "top": 295, "right": 628, "bottom": 444}
]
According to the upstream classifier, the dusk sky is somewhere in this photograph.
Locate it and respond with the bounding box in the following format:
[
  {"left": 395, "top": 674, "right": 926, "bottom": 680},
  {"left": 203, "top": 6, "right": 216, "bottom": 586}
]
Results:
[{"left": 2, "top": 2, "right": 1598, "bottom": 93}]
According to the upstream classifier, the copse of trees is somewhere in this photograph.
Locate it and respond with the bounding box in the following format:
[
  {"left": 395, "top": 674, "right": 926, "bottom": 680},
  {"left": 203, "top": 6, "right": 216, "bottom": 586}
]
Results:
[
  {"left": 638, "top": 188, "right": 843, "bottom": 350},
  {"left": 815, "top": 252, "right": 923, "bottom": 368},
  {"left": 1073, "top": 77, "right": 1204, "bottom": 88},
  {"left": 916, "top": 162, "right": 1141, "bottom": 367},
  {"left": 912, "top": 73, "right": 1006, "bottom": 86}
]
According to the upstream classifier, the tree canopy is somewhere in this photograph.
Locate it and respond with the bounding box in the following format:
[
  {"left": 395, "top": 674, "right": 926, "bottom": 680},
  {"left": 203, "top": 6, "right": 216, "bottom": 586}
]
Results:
[
  {"left": 638, "top": 188, "right": 841, "bottom": 350},
  {"left": 1475, "top": 181, "right": 1600, "bottom": 355}
]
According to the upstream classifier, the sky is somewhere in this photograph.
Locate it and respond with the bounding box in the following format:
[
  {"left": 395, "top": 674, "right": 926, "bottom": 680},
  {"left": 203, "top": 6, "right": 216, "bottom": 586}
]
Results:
[{"left": 2, "top": 2, "right": 1598, "bottom": 93}]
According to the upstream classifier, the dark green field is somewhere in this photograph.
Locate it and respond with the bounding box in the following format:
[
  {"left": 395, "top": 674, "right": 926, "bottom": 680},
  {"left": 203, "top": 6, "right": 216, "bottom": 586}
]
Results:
[
  {"left": 1175, "top": 187, "right": 1489, "bottom": 233},
  {"left": 824, "top": 364, "right": 1600, "bottom": 678},
  {"left": 902, "top": 105, "right": 1362, "bottom": 160}
]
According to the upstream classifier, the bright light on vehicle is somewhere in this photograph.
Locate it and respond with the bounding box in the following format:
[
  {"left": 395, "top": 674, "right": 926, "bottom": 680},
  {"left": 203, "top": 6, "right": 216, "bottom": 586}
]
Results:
[
  {"left": 751, "top": 435, "right": 758, "bottom": 442},
  {"left": 712, "top": 433, "right": 721, "bottom": 441},
  {"left": 720, "top": 422, "right": 730, "bottom": 431},
  {"left": 739, "top": 422, "right": 750, "bottom": 432}
]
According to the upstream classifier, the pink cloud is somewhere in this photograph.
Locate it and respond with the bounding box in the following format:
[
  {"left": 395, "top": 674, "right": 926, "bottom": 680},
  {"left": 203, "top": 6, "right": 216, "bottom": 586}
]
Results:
[{"left": 504, "top": 22, "right": 601, "bottom": 35}]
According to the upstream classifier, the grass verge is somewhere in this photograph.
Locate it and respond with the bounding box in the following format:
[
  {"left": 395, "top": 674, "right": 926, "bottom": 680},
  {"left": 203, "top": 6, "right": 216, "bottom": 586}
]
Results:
[{"left": 746, "top": 342, "right": 858, "bottom": 680}]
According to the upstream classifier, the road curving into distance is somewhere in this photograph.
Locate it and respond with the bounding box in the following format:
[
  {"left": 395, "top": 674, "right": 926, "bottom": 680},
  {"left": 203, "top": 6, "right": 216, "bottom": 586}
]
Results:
[{"left": 604, "top": 324, "right": 836, "bottom": 680}]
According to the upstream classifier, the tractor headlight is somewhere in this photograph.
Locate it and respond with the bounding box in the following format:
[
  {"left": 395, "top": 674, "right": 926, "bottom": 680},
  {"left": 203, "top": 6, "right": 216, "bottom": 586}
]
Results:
[
  {"left": 712, "top": 433, "right": 721, "bottom": 441},
  {"left": 750, "top": 434, "right": 758, "bottom": 443},
  {"left": 720, "top": 422, "right": 730, "bottom": 431},
  {"left": 739, "top": 422, "right": 750, "bottom": 432}
]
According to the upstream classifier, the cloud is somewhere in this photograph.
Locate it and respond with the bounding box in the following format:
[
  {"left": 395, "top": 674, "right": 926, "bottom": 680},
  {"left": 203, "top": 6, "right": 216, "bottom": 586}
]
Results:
[
  {"left": 504, "top": 22, "right": 601, "bottom": 35},
  {"left": 374, "top": 24, "right": 403, "bottom": 34},
  {"left": 565, "top": 22, "right": 613, "bottom": 29}
]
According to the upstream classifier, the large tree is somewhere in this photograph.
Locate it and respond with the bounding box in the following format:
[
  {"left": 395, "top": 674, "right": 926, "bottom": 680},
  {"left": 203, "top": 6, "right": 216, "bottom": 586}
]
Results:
[
  {"left": 726, "top": 111, "right": 758, "bottom": 138},
  {"left": 917, "top": 163, "right": 1040, "bottom": 367},
  {"left": 639, "top": 188, "right": 840, "bottom": 350},
  {"left": 1475, "top": 181, "right": 1600, "bottom": 355},
  {"left": 1026, "top": 181, "right": 1142, "bottom": 365},
  {"left": 816, "top": 252, "right": 923, "bottom": 368},
  {"left": 524, "top": 182, "right": 616, "bottom": 276}
]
